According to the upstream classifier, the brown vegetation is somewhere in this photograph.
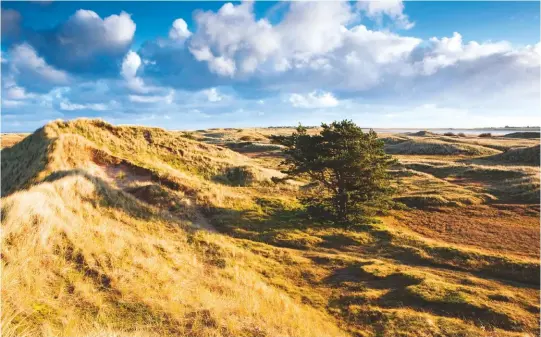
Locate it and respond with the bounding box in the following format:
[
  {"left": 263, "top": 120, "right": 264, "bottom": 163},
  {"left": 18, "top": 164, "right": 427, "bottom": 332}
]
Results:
[
  {"left": 1, "top": 119, "right": 539, "bottom": 337},
  {"left": 1, "top": 133, "right": 29, "bottom": 148},
  {"left": 394, "top": 204, "right": 540, "bottom": 258}
]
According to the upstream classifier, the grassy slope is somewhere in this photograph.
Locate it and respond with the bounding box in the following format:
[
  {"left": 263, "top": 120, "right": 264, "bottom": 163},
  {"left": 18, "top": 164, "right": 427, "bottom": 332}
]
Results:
[
  {"left": 2, "top": 120, "right": 539, "bottom": 337},
  {"left": 1, "top": 120, "right": 344, "bottom": 337}
]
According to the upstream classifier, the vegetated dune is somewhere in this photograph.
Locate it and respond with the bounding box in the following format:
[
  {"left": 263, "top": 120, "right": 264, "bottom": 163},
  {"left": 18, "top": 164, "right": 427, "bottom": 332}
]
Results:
[
  {"left": 380, "top": 136, "right": 410, "bottom": 145},
  {"left": 503, "top": 132, "right": 540, "bottom": 139},
  {"left": 399, "top": 160, "right": 540, "bottom": 203},
  {"left": 406, "top": 130, "right": 437, "bottom": 137},
  {"left": 385, "top": 138, "right": 499, "bottom": 156},
  {"left": 1, "top": 119, "right": 344, "bottom": 337},
  {"left": 2, "top": 119, "right": 539, "bottom": 337},
  {"left": 482, "top": 145, "right": 540, "bottom": 166},
  {"left": 434, "top": 136, "right": 539, "bottom": 152}
]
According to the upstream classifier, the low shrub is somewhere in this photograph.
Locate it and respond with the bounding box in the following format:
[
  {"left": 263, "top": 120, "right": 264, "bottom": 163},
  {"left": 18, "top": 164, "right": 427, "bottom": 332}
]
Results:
[
  {"left": 181, "top": 132, "right": 196, "bottom": 140},
  {"left": 478, "top": 133, "right": 492, "bottom": 138},
  {"left": 223, "top": 166, "right": 271, "bottom": 186}
]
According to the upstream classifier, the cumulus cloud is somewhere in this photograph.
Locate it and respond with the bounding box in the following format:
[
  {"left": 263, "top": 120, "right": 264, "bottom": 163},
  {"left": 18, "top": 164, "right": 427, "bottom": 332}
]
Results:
[
  {"left": 2, "top": 2, "right": 539, "bottom": 131},
  {"left": 121, "top": 50, "right": 141, "bottom": 79},
  {"left": 10, "top": 44, "right": 69, "bottom": 83},
  {"left": 3, "top": 85, "right": 33, "bottom": 100},
  {"left": 418, "top": 32, "right": 512, "bottom": 75},
  {"left": 5, "top": 9, "right": 137, "bottom": 76},
  {"left": 6, "top": 43, "right": 69, "bottom": 91},
  {"left": 121, "top": 50, "right": 152, "bottom": 93},
  {"left": 59, "top": 9, "right": 135, "bottom": 56},
  {"left": 357, "top": 0, "right": 414, "bottom": 29},
  {"left": 129, "top": 90, "right": 174, "bottom": 104},
  {"left": 202, "top": 87, "right": 223, "bottom": 102},
  {"left": 59, "top": 100, "right": 109, "bottom": 111},
  {"left": 169, "top": 18, "right": 192, "bottom": 42},
  {"left": 2, "top": 99, "right": 25, "bottom": 108},
  {"left": 187, "top": 1, "right": 353, "bottom": 77},
  {"left": 289, "top": 91, "right": 339, "bottom": 108},
  {"left": 142, "top": 2, "right": 537, "bottom": 96}
]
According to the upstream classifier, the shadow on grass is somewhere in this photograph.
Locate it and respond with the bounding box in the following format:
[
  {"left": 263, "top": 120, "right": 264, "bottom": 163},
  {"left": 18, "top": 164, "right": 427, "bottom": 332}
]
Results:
[
  {"left": 323, "top": 261, "right": 524, "bottom": 332},
  {"left": 1, "top": 127, "right": 52, "bottom": 197},
  {"left": 41, "top": 169, "right": 189, "bottom": 226}
]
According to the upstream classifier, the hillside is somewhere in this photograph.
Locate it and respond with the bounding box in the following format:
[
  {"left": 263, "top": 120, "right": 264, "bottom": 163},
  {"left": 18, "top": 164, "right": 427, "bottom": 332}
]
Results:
[
  {"left": 503, "top": 132, "right": 540, "bottom": 139},
  {"left": 482, "top": 146, "right": 540, "bottom": 166},
  {"left": 1, "top": 119, "right": 540, "bottom": 337}
]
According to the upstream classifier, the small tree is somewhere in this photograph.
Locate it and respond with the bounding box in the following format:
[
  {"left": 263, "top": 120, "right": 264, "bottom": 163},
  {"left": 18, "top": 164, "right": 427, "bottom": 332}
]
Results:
[{"left": 271, "top": 120, "right": 396, "bottom": 223}]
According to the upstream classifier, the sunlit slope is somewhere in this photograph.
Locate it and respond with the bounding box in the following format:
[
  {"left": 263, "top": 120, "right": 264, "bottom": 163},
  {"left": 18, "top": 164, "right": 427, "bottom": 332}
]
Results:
[
  {"left": 2, "top": 119, "right": 539, "bottom": 337},
  {"left": 1, "top": 119, "right": 345, "bottom": 337}
]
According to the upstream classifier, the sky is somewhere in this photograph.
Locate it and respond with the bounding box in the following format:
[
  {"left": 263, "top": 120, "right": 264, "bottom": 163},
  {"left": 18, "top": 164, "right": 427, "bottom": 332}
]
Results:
[{"left": 1, "top": 1, "right": 540, "bottom": 132}]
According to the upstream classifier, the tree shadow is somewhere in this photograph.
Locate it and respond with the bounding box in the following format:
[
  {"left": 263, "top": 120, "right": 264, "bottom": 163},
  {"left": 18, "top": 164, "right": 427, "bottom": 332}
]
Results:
[{"left": 323, "top": 261, "right": 523, "bottom": 332}]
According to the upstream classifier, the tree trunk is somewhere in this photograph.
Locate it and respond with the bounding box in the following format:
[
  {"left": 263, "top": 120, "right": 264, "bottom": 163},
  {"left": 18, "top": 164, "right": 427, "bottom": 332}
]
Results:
[{"left": 337, "top": 187, "right": 348, "bottom": 222}]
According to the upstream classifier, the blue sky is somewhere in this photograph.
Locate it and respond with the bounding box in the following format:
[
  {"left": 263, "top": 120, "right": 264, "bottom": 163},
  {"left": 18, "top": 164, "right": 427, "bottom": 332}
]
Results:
[{"left": 1, "top": 1, "right": 540, "bottom": 132}]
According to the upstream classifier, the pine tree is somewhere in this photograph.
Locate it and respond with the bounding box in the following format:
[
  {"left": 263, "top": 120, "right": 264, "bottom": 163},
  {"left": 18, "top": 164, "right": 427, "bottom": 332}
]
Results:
[{"left": 271, "top": 120, "right": 396, "bottom": 223}]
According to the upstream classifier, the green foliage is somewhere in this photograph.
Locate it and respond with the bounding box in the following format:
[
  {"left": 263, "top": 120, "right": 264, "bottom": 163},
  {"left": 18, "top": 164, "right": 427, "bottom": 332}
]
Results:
[{"left": 271, "top": 120, "right": 396, "bottom": 223}]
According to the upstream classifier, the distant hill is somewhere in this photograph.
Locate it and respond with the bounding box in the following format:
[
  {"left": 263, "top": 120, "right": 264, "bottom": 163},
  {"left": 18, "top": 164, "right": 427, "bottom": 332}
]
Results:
[
  {"left": 503, "top": 132, "right": 540, "bottom": 139},
  {"left": 483, "top": 145, "right": 540, "bottom": 165}
]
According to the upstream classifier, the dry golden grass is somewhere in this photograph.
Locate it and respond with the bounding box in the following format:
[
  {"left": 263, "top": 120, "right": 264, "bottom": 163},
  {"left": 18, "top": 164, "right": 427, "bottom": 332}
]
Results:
[
  {"left": 2, "top": 119, "right": 539, "bottom": 337},
  {"left": 1, "top": 123, "right": 346, "bottom": 337},
  {"left": 1, "top": 133, "right": 29, "bottom": 149},
  {"left": 436, "top": 134, "right": 539, "bottom": 151},
  {"left": 385, "top": 138, "right": 500, "bottom": 156},
  {"left": 483, "top": 145, "right": 540, "bottom": 165}
]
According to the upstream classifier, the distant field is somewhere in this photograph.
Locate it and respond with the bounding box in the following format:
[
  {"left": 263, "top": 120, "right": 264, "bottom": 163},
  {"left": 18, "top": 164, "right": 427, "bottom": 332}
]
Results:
[
  {"left": 1, "top": 133, "right": 29, "bottom": 148},
  {"left": 1, "top": 120, "right": 539, "bottom": 337}
]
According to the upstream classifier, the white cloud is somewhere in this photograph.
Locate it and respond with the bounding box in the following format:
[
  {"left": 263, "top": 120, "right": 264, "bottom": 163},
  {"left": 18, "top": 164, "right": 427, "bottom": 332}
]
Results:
[
  {"left": 419, "top": 32, "right": 512, "bottom": 75},
  {"left": 2, "top": 99, "right": 24, "bottom": 108},
  {"left": 59, "top": 100, "right": 109, "bottom": 111},
  {"left": 357, "top": 0, "right": 414, "bottom": 29},
  {"left": 278, "top": 1, "right": 353, "bottom": 58},
  {"left": 138, "top": 0, "right": 538, "bottom": 120},
  {"left": 209, "top": 56, "right": 236, "bottom": 77},
  {"left": 10, "top": 43, "right": 69, "bottom": 85},
  {"left": 121, "top": 50, "right": 141, "bottom": 79},
  {"left": 121, "top": 50, "right": 153, "bottom": 93},
  {"left": 2, "top": 9, "right": 137, "bottom": 76},
  {"left": 289, "top": 91, "right": 339, "bottom": 108},
  {"left": 202, "top": 87, "right": 223, "bottom": 102},
  {"left": 188, "top": 1, "right": 352, "bottom": 76},
  {"left": 3, "top": 2, "right": 539, "bottom": 131},
  {"left": 169, "top": 18, "right": 191, "bottom": 41},
  {"left": 4, "top": 85, "right": 32, "bottom": 100},
  {"left": 129, "top": 90, "right": 174, "bottom": 104},
  {"left": 65, "top": 10, "right": 136, "bottom": 55}
]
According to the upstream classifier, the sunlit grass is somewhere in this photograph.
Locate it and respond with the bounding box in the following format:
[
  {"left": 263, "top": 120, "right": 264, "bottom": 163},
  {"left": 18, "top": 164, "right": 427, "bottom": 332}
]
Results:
[{"left": 1, "top": 119, "right": 539, "bottom": 337}]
